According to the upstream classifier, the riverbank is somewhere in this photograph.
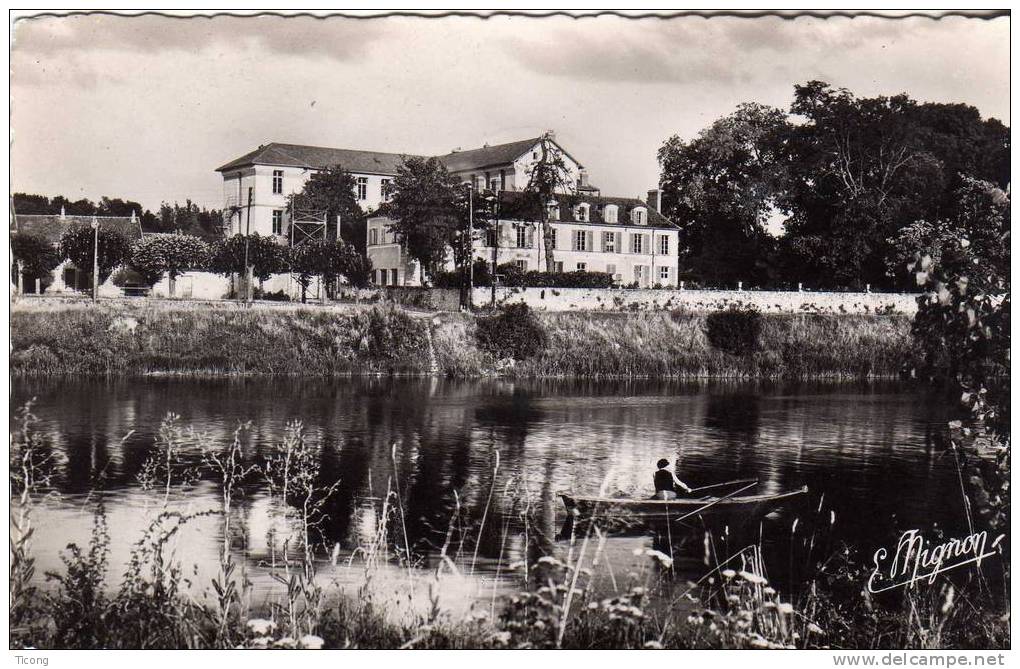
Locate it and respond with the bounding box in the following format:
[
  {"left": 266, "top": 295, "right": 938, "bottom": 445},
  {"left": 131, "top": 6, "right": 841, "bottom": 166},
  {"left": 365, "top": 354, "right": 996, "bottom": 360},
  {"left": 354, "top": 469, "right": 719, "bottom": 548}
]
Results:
[{"left": 11, "top": 299, "right": 916, "bottom": 378}]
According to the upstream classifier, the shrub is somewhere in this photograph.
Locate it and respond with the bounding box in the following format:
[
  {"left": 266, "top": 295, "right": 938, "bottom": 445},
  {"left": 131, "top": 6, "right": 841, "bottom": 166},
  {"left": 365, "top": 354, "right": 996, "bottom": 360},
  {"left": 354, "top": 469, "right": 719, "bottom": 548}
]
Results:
[
  {"left": 705, "top": 308, "right": 763, "bottom": 355},
  {"left": 493, "top": 263, "right": 614, "bottom": 289},
  {"left": 475, "top": 303, "right": 547, "bottom": 361},
  {"left": 129, "top": 233, "right": 210, "bottom": 290}
]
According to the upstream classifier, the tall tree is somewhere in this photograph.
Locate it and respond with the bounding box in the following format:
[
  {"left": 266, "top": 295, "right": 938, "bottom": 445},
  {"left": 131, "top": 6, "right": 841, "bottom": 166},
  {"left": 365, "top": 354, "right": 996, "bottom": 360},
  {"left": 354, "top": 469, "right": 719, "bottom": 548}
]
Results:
[
  {"left": 287, "top": 165, "right": 366, "bottom": 250},
  {"left": 385, "top": 156, "right": 463, "bottom": 283},
  {"left": 658, "top": 103, "right": 791, "bottom": 286},
  {"left": 209, "top": 234, "right": 290, "bottom": 291},
  {"left": 510, "top": 134, "right": 574, "bottom": 272}
]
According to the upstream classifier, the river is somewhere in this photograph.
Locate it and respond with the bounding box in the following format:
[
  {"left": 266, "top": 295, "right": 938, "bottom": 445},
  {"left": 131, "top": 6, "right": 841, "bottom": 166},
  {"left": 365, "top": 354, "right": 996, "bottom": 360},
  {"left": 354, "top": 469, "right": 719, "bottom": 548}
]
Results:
[{"left": 11, "top": 377, "right": 969, "bottom": 621}]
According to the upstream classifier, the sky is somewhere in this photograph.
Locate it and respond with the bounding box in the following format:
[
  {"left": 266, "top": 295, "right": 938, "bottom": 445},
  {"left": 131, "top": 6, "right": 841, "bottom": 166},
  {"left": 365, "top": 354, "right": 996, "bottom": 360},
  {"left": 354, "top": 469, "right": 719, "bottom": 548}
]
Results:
[{"left": 10, "top": 11, "right": 1011, "bottom": 213}]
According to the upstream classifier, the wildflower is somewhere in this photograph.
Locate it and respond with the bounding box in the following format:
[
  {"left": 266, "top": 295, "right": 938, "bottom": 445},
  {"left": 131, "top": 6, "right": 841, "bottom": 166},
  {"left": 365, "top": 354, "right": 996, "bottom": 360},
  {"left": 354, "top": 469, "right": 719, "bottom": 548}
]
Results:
[
  {"left": 299, "top": 635, "right": 325, "bottom": 649},
  {"left": 721, "top": 569, "right": 736, "bottom": 579},
  {"left": 647, "top": 550, "right": 674, "bottom": 569},
  {"left": 763, "top": 586, "right": 776, "bottom": 596},
  {"left": 246, "top": 618, "right": 276, "bottom": 636},
  {"left": 643, "top": 640, "right": 664, "bottom": 649},
  {"left": 507, "top": 560, "right": 526, "bottom": 571},
  {"left": 537, "top": 556, "right": 563, "bottom": 567},
  {"left": 739, "top": 570, "right": 767, "bottom": 585},
  {"left": 777, "top": 602, "right": 794, "bottom": 615},
  {"left": 273, "top": 637, "right": 297, "bottom": 649},
  {"left": 490, "top": 631, "right": 511, "bottom": 646},
  {"left": 807, "top": 623, "right": 824, "bottom": 635}
]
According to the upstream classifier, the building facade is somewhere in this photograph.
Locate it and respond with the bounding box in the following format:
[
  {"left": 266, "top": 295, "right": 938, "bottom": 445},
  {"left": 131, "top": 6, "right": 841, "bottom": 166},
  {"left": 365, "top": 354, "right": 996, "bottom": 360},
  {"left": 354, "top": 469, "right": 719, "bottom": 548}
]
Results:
[{"left": 215, "top": 133, "right": 679, "bottom": 288}]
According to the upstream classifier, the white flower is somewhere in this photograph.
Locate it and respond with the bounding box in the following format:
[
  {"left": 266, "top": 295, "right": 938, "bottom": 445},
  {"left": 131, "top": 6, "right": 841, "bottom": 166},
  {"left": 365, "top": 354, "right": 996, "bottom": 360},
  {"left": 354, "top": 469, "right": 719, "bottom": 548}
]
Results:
[
  {"left": 777, "top": 602, "right": 795, "bottom": 615},
  {"left": 644, "top": 640, "right": 664, "bottom": 649},
  {"left": 739, "top": 570, "right": 767, "bottom": 585},
  {"left": 807, "top": 623, "right": 824, "bottom": 635},
  {"left": 299, "top": 634, "right": 325, "bottom": 649},
  {"left": 246, "top": 618, "right": 276, "bottom": 636},
  {"left": 721, "top": 569, "right": 736, "bottom": 579}
]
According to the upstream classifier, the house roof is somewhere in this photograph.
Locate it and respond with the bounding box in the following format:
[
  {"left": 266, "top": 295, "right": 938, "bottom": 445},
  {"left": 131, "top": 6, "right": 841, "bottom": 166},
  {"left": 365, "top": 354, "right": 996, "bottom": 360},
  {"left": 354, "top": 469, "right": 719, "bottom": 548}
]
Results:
[
  {"left": 435, "top": 137, "right": 544, "bottom": 173},
  {"left": 215, "top": 142, "right": 412, "bottom": 174},
  {"left": 11, "top": 214, "right": 144, "bottom": 244},
  {"left": 216, "top": 135, "right": 582, "bottom": 177},
  {"left": 497, "top": 191, "right": 676, "bottom": 229}
]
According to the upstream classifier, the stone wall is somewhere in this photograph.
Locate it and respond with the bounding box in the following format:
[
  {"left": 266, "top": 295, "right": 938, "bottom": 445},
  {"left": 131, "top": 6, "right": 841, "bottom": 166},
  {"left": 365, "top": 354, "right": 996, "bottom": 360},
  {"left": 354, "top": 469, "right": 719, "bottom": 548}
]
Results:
[{"left": 469, "top": 286, "right": 919, "bottom": 315}]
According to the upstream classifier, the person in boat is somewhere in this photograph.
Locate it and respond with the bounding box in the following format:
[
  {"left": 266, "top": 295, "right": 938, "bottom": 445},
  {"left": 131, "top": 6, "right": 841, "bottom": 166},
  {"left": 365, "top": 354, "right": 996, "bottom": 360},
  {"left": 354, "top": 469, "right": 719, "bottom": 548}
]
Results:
[{"left": 653, "top": 458, "right": 692, "bottom": 500}]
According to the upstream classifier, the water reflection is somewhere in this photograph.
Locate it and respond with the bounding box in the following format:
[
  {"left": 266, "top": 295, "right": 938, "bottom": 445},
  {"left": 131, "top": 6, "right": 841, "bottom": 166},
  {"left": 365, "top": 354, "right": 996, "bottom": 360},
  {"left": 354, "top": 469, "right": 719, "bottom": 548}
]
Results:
[{"left": 12, "top": 377, "right": 968, "bottom": 614}]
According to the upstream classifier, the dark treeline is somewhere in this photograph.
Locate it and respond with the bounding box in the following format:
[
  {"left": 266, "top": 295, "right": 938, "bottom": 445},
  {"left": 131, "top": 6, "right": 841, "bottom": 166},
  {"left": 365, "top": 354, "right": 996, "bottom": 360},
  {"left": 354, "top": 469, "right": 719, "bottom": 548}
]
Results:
[
  {"left": 12, "top": 193, "right": 225, "bottom": 242},
  {"left": 658, "top": 81, "right": 1010, "bottom": 291}
]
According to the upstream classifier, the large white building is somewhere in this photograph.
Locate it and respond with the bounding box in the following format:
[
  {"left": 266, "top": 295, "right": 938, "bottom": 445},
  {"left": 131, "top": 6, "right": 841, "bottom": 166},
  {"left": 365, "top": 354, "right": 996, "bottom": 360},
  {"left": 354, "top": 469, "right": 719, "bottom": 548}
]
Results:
[{"left": 215, "top": 133, "right": 679, "bottom": 288}]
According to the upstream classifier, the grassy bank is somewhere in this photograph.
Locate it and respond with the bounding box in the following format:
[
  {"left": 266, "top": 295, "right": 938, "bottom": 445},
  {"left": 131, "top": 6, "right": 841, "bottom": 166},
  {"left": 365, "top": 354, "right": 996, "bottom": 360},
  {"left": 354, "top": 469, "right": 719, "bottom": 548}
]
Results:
[{"left": 11, "top": 299, "right": 915, "bottom": 379}]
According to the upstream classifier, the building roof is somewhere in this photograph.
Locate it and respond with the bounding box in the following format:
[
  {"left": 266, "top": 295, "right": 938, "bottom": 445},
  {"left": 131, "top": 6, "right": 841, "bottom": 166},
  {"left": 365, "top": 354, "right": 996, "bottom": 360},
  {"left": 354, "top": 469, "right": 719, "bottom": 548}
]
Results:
[
  {"left": 435, "top": 137, "right": 544, "bottom": 173},
  {"left": 11, "top": 214, "right": 144, "bottom": 244},
  {"left": 497, "top": 191, "right": 676, "bottom": 229},
  {"left": 216, "top": 135, "right": 580, "bottom": 177},
  {"left": 215, "top": 142, "right": 412, "bottom": 174}
]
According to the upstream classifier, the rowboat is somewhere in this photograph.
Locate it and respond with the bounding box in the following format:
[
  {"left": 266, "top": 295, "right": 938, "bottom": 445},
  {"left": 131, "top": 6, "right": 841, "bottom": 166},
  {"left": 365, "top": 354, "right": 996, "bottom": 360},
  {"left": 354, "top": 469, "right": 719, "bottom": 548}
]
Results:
[{"left": 559, "top": 485, "right": 809, "bottom": 527}]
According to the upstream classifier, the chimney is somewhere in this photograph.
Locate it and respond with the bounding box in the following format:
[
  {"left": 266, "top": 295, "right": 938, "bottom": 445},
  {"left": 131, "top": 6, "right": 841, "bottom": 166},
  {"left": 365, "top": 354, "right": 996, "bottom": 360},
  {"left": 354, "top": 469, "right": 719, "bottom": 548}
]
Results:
[
  {"left": 646, "top": 188, "right": 662, "bottom": 213},
  {"left": 543, "top": 129, "right": 556, "bottom": 141},
  {"left": 578, "top": 169, "right": 589, "bottom": 188},
  {"left": 131, "top": 210, "right": 137, "bottom": 223}
]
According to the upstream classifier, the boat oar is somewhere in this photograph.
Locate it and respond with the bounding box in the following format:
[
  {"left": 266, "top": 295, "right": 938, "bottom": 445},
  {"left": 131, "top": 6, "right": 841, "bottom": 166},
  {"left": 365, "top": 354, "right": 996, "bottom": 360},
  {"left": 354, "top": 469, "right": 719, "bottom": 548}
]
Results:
[
  {"left": 687, "top": 478, "right": 758, "bottom": 494},
  {"left": 670, "top": 481, "right": 759, "bottom": 525}
]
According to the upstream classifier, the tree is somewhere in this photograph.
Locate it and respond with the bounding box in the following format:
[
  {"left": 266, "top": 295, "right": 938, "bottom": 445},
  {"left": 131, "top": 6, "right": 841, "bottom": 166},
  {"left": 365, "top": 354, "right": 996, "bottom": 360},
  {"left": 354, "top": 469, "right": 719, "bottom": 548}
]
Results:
[
  {"left": 153, "top": 200, "right": 225, "bottom": 241},
  {"left": 658, "top": 103, "right": 791, "bottom": 286},
  {"left": 11, "top": 232, "right": 61, "bottom": 292},
  {"left": 910, "top": 177, "right": 1009, "bottom": 529},
  {"left": 290, "top": 239, "right": 370, "bottom": 302},
  {"left": 780, "top": 81, "right": 1009, "bottom": 290},
  {"left": 511, "top": 134, "right": 574, "bottom": 272},
  {"left": 209, "top": 234, "right": 290, "bottom": 294},
  {"left": 57, "top": 224, "right": 133, "bottom": 288},
  {"left": 287, "top": 165, "right": 366, "bottom": 249},
  {"left": 129, "top": 233, "right": 211, "bottom": 297},
  {"left": 385, "top": 156, "right": 463, "bottom": 283}
]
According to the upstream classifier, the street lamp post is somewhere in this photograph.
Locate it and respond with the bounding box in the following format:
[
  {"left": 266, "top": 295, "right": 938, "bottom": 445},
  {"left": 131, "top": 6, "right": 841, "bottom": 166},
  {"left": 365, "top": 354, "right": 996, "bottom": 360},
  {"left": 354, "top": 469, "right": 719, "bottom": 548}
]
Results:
[
  {"left": 243, "top": 187, "right": 253, "bottom": 306},
  {"left": 467, "top": 183, "right": 474, "bottom": 311},
  {"left": 91, "top": 215, "right": 99, "bottom": 303}
]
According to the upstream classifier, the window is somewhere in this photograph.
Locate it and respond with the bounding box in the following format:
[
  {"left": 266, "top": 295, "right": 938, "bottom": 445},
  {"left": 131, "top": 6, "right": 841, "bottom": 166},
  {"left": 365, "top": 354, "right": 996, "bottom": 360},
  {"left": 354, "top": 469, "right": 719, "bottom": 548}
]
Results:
[
  {"left": 602, "top": 231, "right": 616, "bottom": 253},
  {"left": 515, "top": 259, "right": 528, "bottom": 271},
  {"left": 515, "top": 225, "right": 529, "bottom": 249},
  {"left": 659, "top": 235, "right": 670, "bottom": 255},
  {"left": 272, "top": 210, "right": 284, "bottom": 235},
  {"left": 659, "top": 266, "right": 670, "bottom": 281},
  {"left": 553, "top": 261, "right": 564, "bottom": 273},
  {"left": 634, "top": 265, "right": 647, "bottom": 285},
  {"left": 391, "top": 269, "right": 398, "bottom": 285},
  {"left": 381, "top": 178, "right": 392, "bottom": 201},
  {"left": 547, "top": 203, "right": 560, "bottom": 221},
  {"left": 575, "top": 203, "right": 589, "bottom": 222},
  {"left": 573, "top": 229, "right": 589, "bottom": 252},
  {"left": 603, "top": 204, "right": 618, "bottom": 223},
  {"left": 606, "top": 263, "right": 616, "bottom": 277},
  {"left": 485, "top": 226, "right": 497, "bottom": 247},
  {"left": 379, "top": 269, "right": 387, "bottom": 286},
  {"left": 357, "top": 177, "right": 368, "bottom": 201},
  {"left": 490, "top": 177, "right": 501, "bottom": 192},
  {"left": 369, "top": 228, "right": 378, "bottom": 246},
  {"left": 632, "top": 207, "right": 647, "bottom": 225},
  {"left": 272, "top": 170, "right": 283, "bottom": 194},
  {"left": 576, "top": 262, "right": 587, "bottom": 271},
  {"left": 631, "top": 233, "right": 644, "bottom": 254}
]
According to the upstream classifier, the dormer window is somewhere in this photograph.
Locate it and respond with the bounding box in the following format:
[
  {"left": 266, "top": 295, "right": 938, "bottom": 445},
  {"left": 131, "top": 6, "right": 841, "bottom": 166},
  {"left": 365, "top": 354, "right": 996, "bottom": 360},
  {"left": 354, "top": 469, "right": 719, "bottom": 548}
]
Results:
[
  {"left": 547, "top": 201, "right": 560, "bottom": 221},
  {"left": 632, "top": 207, "right": 647, "bottom": 225},
  {"left": 604, "top": 204, "right": 618, "bottom": 224},
  {"left": 574, "top": 203, "right": 590, "bottom": 222}
]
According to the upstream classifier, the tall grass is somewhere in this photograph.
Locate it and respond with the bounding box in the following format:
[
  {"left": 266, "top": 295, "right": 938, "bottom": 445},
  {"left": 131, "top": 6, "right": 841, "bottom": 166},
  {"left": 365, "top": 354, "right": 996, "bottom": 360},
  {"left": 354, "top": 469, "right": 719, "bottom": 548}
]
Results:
[{"left": 9, "top": 406, "right": 1008, "bottom": 649}]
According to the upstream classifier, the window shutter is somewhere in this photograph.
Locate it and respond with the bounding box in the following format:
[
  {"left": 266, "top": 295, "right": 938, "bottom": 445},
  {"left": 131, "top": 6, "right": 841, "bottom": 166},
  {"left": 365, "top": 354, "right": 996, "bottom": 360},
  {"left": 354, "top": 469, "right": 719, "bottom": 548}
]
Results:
[{"left": 527, "top": 227, "right": 535, "bottom": 249}]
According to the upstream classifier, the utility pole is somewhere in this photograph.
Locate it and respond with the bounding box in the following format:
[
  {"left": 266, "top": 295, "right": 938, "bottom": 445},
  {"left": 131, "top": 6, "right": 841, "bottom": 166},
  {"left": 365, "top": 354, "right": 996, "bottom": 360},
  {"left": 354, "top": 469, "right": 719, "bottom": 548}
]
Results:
[
  {"left": 491, "top": 193, "right": 499, "bottom": 308},
  {"left": 243, "top": 187, "right": 253, "bottom": 306},
  {"left": 91, "top": 215, "right": 99, "bottom": 303},
  {"left": 467, "top": 183, "right": 474, "bottom": 311}
]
